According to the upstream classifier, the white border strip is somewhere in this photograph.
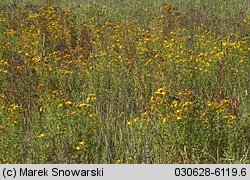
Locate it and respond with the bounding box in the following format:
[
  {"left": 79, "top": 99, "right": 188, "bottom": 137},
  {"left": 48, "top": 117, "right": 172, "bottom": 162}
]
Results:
[{"left": 0, "top": 164, "right": 249, "bottom": 179}]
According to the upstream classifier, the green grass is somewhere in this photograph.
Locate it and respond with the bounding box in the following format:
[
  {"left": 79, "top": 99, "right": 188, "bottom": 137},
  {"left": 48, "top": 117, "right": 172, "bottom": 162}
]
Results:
[{"left": 0, "top": 0, "right": 249, "bottom": 163}]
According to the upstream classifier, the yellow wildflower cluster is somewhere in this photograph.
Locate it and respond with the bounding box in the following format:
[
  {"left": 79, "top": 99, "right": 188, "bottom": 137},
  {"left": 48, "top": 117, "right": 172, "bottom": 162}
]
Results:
[
  {"left": 76, "top": 140, "right": 86, "bottom": 151},
  {"left": 56, "top": 93, "right": 97, "bottom": 119},
  {"left": 131, "top": 87, "right": 239, "bottom": 129},
  {"left": 0, "top": 103, "right": 22, "bottom": 128},
  {"left": 37, "top": 133, "right": 45, "bottom": 139}
]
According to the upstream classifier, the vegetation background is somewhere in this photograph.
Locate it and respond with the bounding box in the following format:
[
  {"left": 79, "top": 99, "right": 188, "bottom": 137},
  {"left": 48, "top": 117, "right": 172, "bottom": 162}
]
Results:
[{"left": 0, "top": 0, "right": 249, "bottom": 163}]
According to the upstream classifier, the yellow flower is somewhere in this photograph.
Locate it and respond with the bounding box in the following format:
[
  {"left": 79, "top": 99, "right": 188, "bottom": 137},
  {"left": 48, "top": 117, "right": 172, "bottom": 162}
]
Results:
[
  {"left": 39, "top": 107, "right": 43, "bottom": 112},
  {"left": 176, "top": 109, "right": 181, "bottom": 113},
  {"left": 58, "top": 103, "right": 63, "bottom": 108},
  {"left": 142, "top": 112, "right": 148, "bottom": 118},
  {"left": 77, "top": 103, "right": 90, "bottom": 108},
  {"left": 133, "top": 118, "right": 139, "bottom": 122},
  {"left": 115, "top": 159, "right": 121, "bottom": 164},
  {"left": 127, "top": 157, "right": 133, "bottom": 161},
  {"left": 65, "top": 101, "right": 72, "bottom": 105},
  {"left": 76, "top": 146, "right": 81, "bottom": 151},
  {"left": 183, "top": 101, "right": 192, "bottom": 107},
  {"left": 86, "top": 94, "right": 96, "bottom": 103},
  {"left": 207, "top": 102, "right": 213, "bottom": 107},
  {"left": 177, "top": 117, "right": 181, "bottom": 120},
  {"left": 126, "top": 157, "right": 133, "bottom": 163},
  {"left": 79, "top": 141, "right": 85, "bottom": 146},
  {"left": 222, "top": 41, "right": 227, "bottom": 46},
  {"left": 88, "top": 94, "right": 95, "bottom": 97},
  {"left": 11, "top": 104, "right": 19, "bottom": 111},
  {"left": 172, "top": 100, "right": 178, "bottom": 107},
  {"left": 155, "top": 87, "right": 167, "bottom": 95},
  {"left": 127, "top": 121, "right": 132, "bottom": 125},
  {"left": 37, "top": 133, "right": 45, "bottom": 138},
  {"left": 230, "top": 115, "right": 237, "bottom": 119},
  {"left": 221, "top": 99, "right": 230, "bottom": 104}
]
